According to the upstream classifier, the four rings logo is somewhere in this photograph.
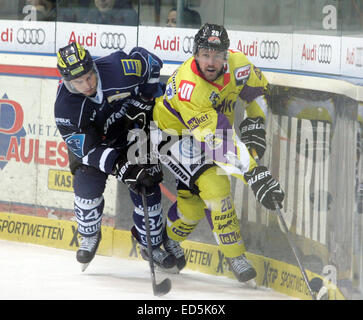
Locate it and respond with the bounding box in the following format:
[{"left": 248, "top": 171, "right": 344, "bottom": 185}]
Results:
[
  {"left": 17, "top": 28, "right": 45, "bottom": 45},
  {"left": 318, "top": 44, "right": 332, "bottom": 64},
  {"left": 302, "top": 43, "right": 333, "bottom": 64},
  {"left": 11, "top": 28, "right": 336, "bottom": 68},
  {"left": 182, "top": 36, "right": 194, "bottom": 54},
  {"left": 100, "top": 32, "right": 126, "bottom": 50},
  {"left": 260, "top": 40, "right": 279, "bottom": 59}
]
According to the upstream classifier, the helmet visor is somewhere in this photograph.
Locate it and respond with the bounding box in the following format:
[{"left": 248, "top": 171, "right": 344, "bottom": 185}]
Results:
[{"left": 63, "top": 62, "right": 99, "bottom": 96}]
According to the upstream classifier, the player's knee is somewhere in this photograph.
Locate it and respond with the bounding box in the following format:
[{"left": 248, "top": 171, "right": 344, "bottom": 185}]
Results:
[
  {"left": 195, "top": 166, "right": 231, "bottom": 200},
  {"left": 174, "top": 189, "right": 206, "bottom": 221}
]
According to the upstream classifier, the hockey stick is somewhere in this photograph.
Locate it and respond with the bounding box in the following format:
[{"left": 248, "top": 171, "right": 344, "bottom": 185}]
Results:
[
  {"left": 272, "top": 198, "right": 317, "bottom": 300},
  {"left": 140, "top": 186, "right": 172, "bottom": 296},
  {"left": 250, "top": 149, "right": 317, "bottom": 300}
]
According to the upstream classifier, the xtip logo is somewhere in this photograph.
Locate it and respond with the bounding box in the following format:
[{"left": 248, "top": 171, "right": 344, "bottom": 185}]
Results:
[{"left": 0, "top": 94, "right": 26, "bottom": 170}]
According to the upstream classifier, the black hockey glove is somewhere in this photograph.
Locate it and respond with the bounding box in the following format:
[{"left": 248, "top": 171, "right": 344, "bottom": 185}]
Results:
[
  {"left": 113, "top": 158, "right": 163, "bottom": 194},
  {"left": 244, "top": 165, "right": 284, "bottom": 210},
  {"left": 239, "top": 116, "right": 266, "bottom": 159},
  {"left": 123, "top": 95, "right": 155, "bottom": 132}
]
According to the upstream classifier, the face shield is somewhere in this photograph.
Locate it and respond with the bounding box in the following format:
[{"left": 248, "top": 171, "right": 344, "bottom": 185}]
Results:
[{"left": 62, "top": 62, "right": 99, "bottom": 96}]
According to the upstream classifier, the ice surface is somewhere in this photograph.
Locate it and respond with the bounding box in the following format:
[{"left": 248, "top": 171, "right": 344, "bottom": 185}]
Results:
[{"left": 0, "top": 239, "right": 295, "bottom": 300}]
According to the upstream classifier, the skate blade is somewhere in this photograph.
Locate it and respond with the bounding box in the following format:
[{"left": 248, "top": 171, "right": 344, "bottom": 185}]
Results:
[
  {"left": 316, "top": 286, "right": 328, "bottom": 300},
  {"left": 80, "top": 263, "right": 90, "bottom": 272},
  {"left": 245, "top": 278, "right": 258, "bottom": 289}
]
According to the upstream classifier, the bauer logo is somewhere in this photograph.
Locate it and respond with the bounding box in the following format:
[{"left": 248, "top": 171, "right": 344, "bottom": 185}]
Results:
[{"left": 0, "top": 93, "right": 26, "bottom": 170}]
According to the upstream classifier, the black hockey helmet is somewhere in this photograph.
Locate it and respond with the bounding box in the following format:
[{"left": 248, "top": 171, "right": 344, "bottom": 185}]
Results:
[
  {"left": 193, "top": 23, "right": 230, "bottom": 55},
  {"left": 57, "top": 42, "right": 94, "bottom": 81}
]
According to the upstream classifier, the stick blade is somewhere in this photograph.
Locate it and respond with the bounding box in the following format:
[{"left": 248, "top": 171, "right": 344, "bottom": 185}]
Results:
[{"left": 154, "top": 278, "right": 172, "bottom": 297}]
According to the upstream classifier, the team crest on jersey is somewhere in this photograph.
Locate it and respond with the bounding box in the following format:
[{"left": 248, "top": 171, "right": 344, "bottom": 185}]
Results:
[
  {"left": 65, "top": 134, "right": 85, "bottom": 158},
  {"left": 209, "top": 91, "right": 220, "bottom": 107},
  {"left": 121, "top": 59, "right": 142, "bottom": 76},
  {"left": 178, "top": 80, "right": 195, "bottom": 102},
  {"left": 234, "top": 65, "right": 251, "bottom": 86}
]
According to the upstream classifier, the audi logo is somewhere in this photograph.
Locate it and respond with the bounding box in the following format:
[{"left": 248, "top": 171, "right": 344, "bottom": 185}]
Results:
[
  {"left": 100, "top": 32, "right": 126, "bottom": 50},
  {"left": 183, "top": 36, "right": 194, "bottom": 54},
  {"left": 260, "top": 41, "right": 279, "bottom": 59},
  {"left": 318, "top": 44, "right": 332, "bottom": 64},
  {"left": 17, "top": 28, "right": 45, "bottom": 45}
]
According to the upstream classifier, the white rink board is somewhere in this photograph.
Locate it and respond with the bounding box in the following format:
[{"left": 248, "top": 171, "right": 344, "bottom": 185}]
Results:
[
  {"left": 0, "top": 20, "right": 362, "bottom": 78},
  {"left": 228, "top": 30, "right": 292, "bottom": 70},
  {"left": 0, "top": 20, "right": 56, "bottom": 53},
  {"left": 55, "top": 22, "right": 138, "bottom": 57},
  {"left": 292, "top": 34, "right": 341, "bottom": 74},
  {"left": 0, "top": 75, "right": 117, "bottom": 215},
  {"left": 340, "top": 36, "right": 363, "bottom": 78}
]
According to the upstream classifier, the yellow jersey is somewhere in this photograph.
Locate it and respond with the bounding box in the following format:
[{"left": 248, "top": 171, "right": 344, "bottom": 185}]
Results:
[{"left": 153, "top": 49, "right": 269, "bottom": 181}]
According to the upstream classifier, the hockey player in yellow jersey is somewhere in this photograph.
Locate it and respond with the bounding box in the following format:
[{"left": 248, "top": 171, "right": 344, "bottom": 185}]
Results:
[{"left": 152, "top": 23, "right": 284, "bottom": 282}]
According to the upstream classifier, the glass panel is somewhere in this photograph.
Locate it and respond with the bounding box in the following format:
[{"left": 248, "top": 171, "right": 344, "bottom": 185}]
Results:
[
  {"left": 139, "top": 0, "right": 221, "bottom": 28},
  {"left": 138, "top": 0, "right": 174, "bottom": 26},
  {"left": 341, "top": 0, "right": 363, "bottom": 36},
  {"left": 224, "top": 0, "right": 293, "bottom": 33},
  {"left": 0, "top": 0, "right": 56, "bottom": 21},
  {"left": 57, "top": 0, "right": 138, "bottom": 26},
  {"left": 294, "top": 0, "right": 341, "bottom": 35}
]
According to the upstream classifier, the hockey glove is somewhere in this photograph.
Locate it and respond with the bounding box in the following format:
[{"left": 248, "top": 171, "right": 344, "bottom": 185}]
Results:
[
  {"left": 123, "top": 95, "right": 155, "bottom": 131},
  {"left": 113, "top": 158, "right": 163, "bottom": 194},
  {"left": 239, "top": 117, "right": 266, "bottom": 159},
  {"left": 244, "top": 165, "right": 284, "bottom": 210}
]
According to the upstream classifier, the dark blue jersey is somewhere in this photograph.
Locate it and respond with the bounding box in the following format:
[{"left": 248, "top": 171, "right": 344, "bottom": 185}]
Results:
[{"left": 54, "top": 47, "right": 164, "bottom": 174}]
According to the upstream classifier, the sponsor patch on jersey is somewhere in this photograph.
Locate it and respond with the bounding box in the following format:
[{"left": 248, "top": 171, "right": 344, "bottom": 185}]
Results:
[
  {"left": 55, "top": 117, "right": 72, "bottom": 126},
  {"left": 219, "top": 230, "right": 241, "bottom": 245},
  {"left": 65, "top": 134, "right": 85, "bottom": 158},
  {"left": 165, "top": 83, "right": 174, "bottom": 100},
  {"left": 121, "top": 59, "right": 142, "bottom": 76},
  {"left": 178, "top": 80, "right": 195, "bottom": 102},
  {"left": 234, "top": 64, "right": 251, "bottom": 85},
  {"left": 107, "top": 92, "right": 131, "bottom": 104},
  {"left": 187, "top": 113, "right": 211, "bottom": 130}
]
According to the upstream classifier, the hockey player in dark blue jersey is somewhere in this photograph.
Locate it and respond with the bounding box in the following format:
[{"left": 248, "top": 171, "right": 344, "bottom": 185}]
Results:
[{"left": 54, "top": 42, "right": 175, "bottom": 271}]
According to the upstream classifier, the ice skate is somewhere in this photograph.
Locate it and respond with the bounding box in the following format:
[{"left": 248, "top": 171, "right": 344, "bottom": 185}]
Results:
[
  {"left": 163, "top": 237, "right": 186, "bottom": 273},
  {"left": 139, "top": 245, "right": 177, "bottom": 272},
  {"left": 76, "top": 231, "right": 102, "bottom": 272},
  {"left": 227, "top": 254, "right": 257, "bottom": 283}
]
